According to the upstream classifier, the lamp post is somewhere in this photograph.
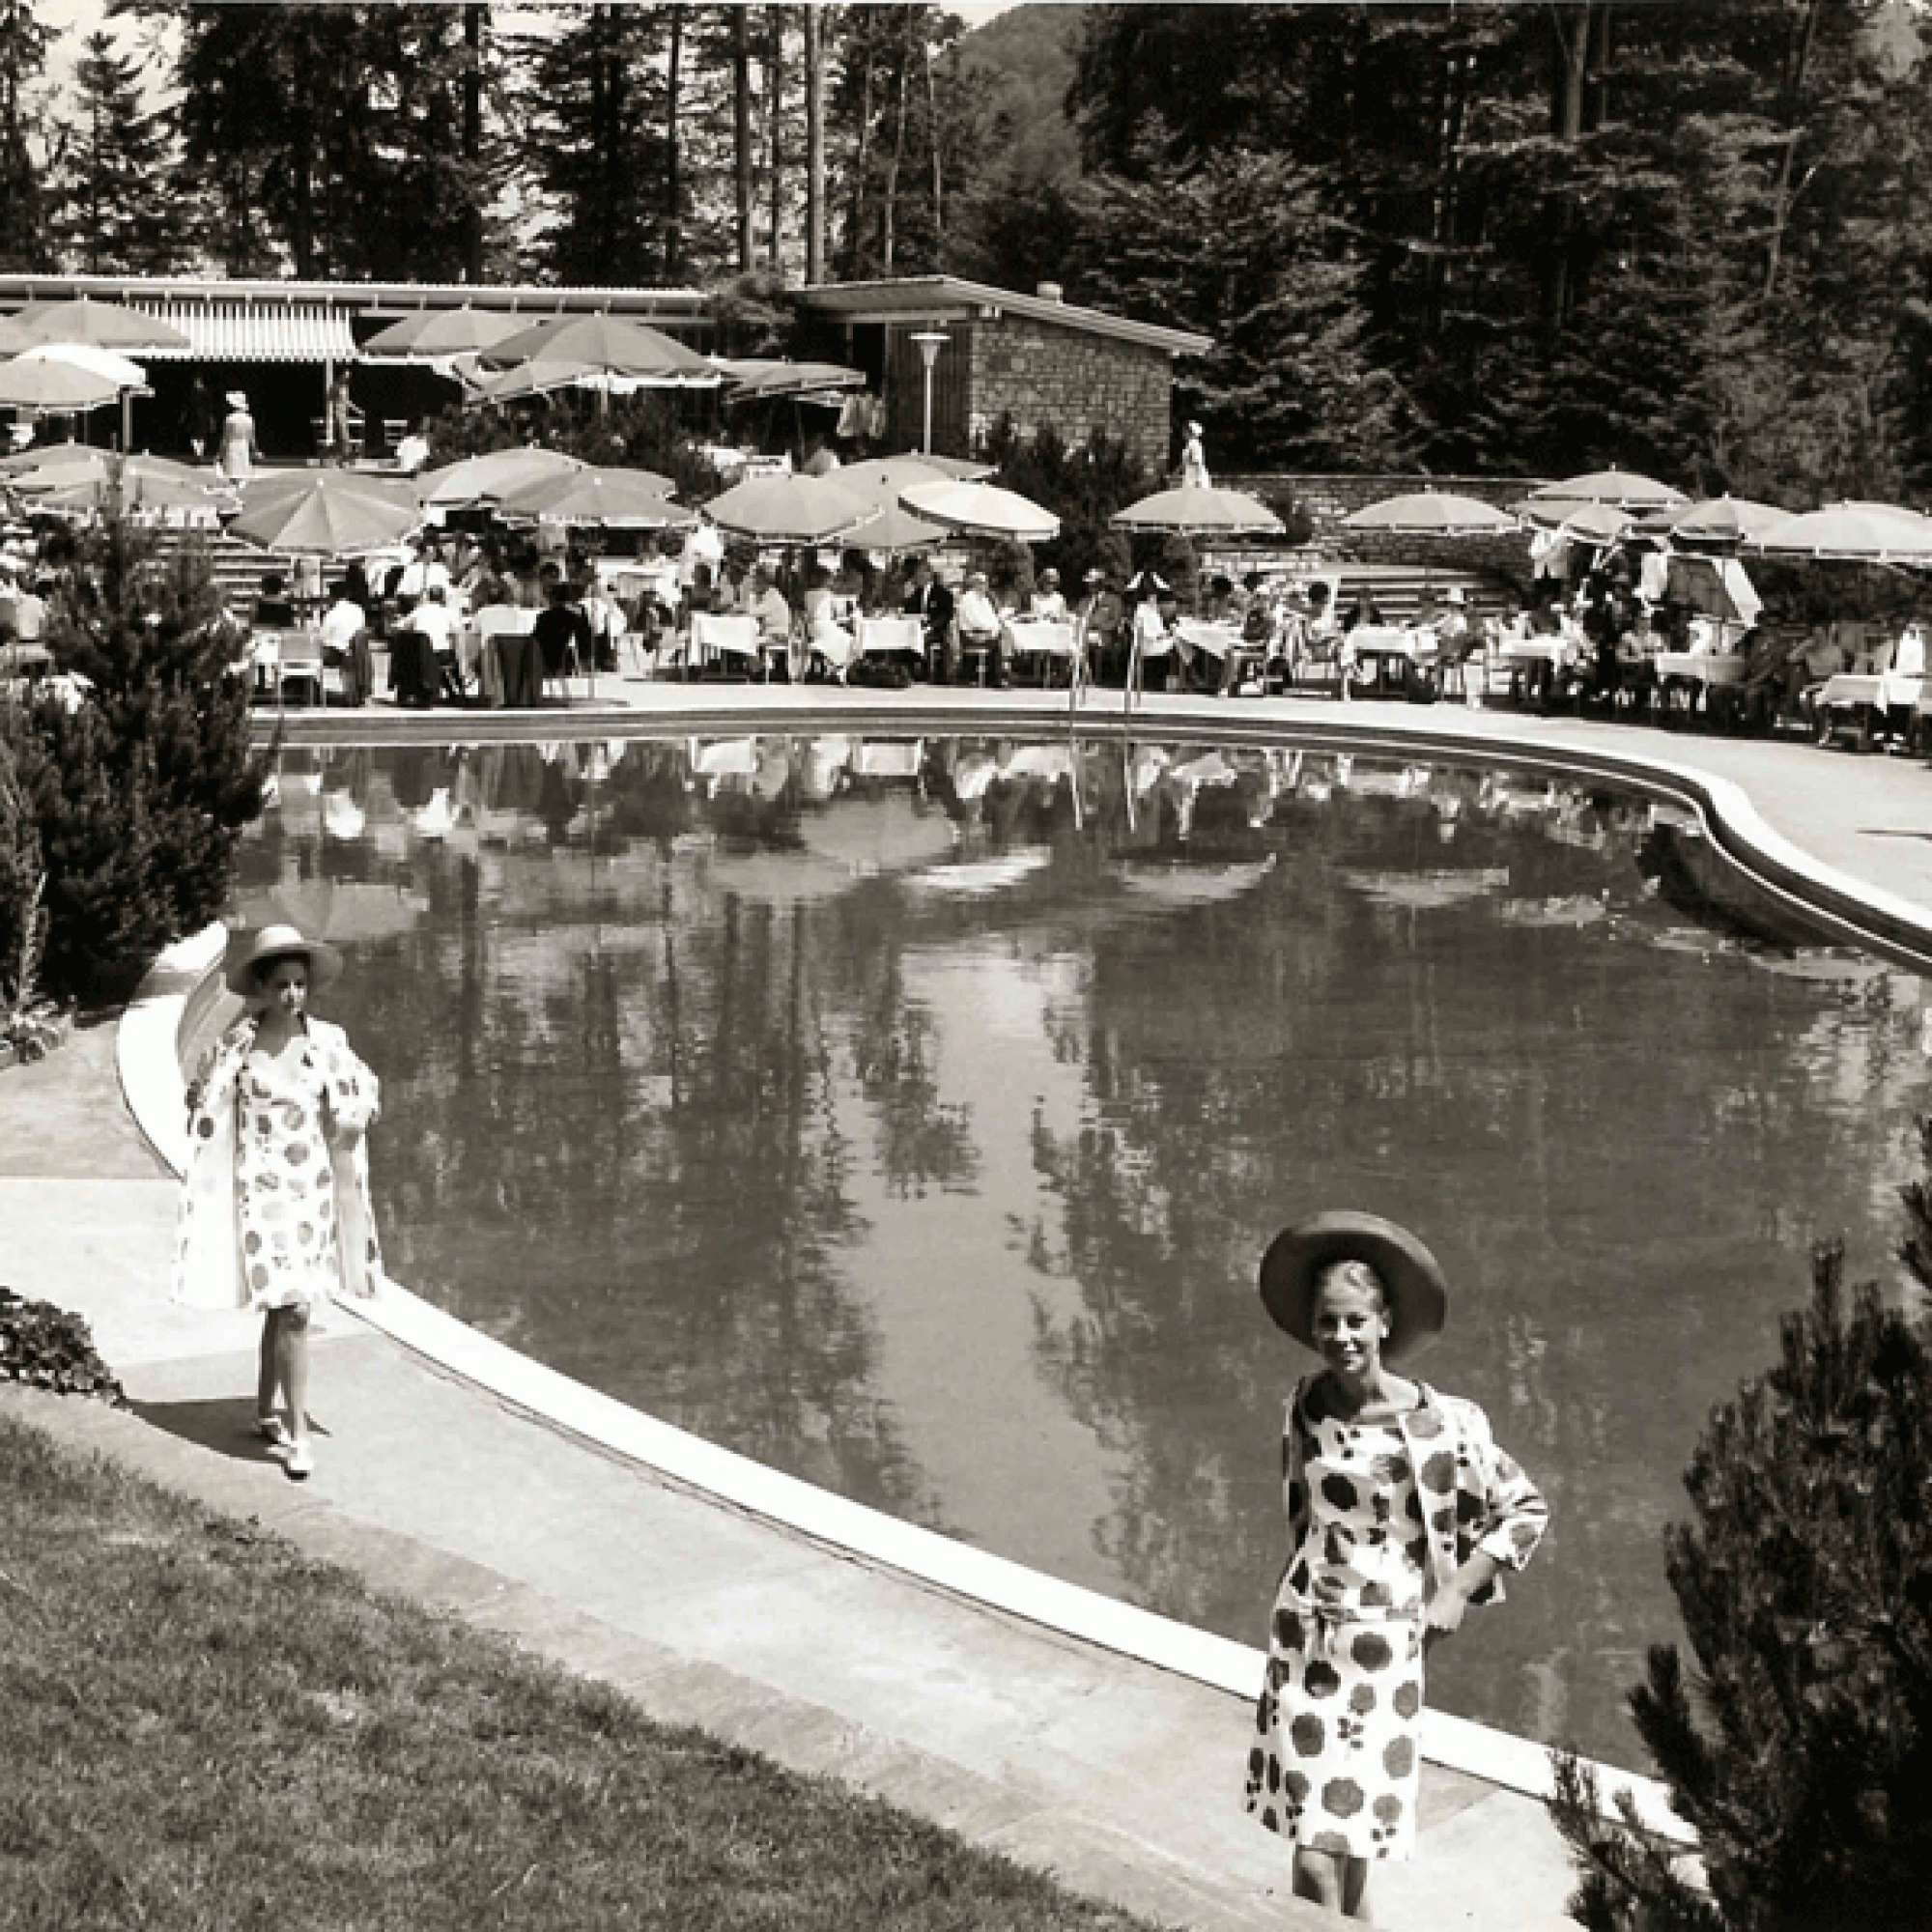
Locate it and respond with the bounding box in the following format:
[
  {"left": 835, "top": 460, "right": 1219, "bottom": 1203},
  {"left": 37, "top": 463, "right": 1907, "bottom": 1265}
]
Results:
[{"left": 910, "top": 329, "right": 948, "bottom": 455}]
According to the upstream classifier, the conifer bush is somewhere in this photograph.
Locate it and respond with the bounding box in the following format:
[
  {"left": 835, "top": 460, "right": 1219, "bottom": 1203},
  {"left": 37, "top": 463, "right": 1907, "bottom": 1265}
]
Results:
[
  {"left": 1548, "top": 1132, "right": 1932, "bottom": 1931},
  {"left": 10, "top": 519, "right": 267, "bottom": 1005}
]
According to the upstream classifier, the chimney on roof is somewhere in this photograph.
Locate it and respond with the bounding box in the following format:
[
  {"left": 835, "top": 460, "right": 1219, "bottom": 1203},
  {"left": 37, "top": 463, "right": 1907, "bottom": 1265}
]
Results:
[{"left": 1037, "top": 281, "right": 1064, "bottom": 302}]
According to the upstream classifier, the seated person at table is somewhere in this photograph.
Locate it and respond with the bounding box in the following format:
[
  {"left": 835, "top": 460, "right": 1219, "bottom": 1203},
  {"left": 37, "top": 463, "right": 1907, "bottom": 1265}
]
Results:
[
  {"left": 1030, "top": 567, "right": 1069, "bottom": 623},
  {"left": 1892, "top": 617, "right": 1928, "bottom": 679},
  {"left": 1783, "top": 624, "right": 1847, "bottom": 717},
  {"left": 1128, "top": 577, "right": 1177, "bottom": 691},
  {"left": 746, "top": 566, "right": 793, "bottom": 674},
  {"left": 253, "top": 573, "right": 297, "bottom": 631},
  {"left": 319, "top": 581, "right": 373, "bottom": 706},
  {"left": 803, "top": 566, "right": 858, "bottom": 681},
  {"left": 1078, "top": 568, "right": 1127, "bottom": 683},
  {"left": 407, "top": 584, "right": 464, "bottom": 700},
  {"left": 903, "top": 557, "right": 952, "bottom": 674},
  {"left": 951, "top": 570, "right": 1011, "bottom": 687},
  {"left": 1201, "top": 574, "right": 1241, "bottom": 628},
  {"left": 1341, "top": 586, "right": 1384, "bottom": 633},
  {"left": 533, "top": 578, "right": 593, "bottom": 686}
]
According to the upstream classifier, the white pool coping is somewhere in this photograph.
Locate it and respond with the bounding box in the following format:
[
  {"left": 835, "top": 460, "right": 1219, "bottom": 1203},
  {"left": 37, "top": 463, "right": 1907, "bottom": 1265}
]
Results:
[{"left": 112, "top": 699, "right": 1837, "bottom": 1847}]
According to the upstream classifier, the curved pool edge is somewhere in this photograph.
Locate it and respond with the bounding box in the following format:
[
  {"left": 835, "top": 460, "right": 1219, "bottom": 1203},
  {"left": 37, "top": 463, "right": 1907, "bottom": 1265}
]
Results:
[
  {"left": 261, "top": 687, "right": 1932, "bottom": 976},
  {"left": 122, "top": 920, "right": 1692, "bottom": 1845}
]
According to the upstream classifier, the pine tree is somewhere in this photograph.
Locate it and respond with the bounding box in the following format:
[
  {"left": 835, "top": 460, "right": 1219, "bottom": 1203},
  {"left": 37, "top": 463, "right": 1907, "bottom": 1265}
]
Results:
[
  {"left": 0, "top": 718, "right": 45, "bottom": 1019},
  {"left": 1547, "top": 1150, "right": 1932, "bottom": 1931},
  {"left": 47, "top": 29, "right": 190, "bottom": 275},
  {"left": 19, "top": 519, "right": 267, "bottom": 1005},
  {"left": 0, "top": 0, "right": 51, "bottom": 271}
]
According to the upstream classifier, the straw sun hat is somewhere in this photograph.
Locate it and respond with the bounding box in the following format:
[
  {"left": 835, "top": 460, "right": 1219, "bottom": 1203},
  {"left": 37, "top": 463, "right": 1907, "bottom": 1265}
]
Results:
[
  {"left": 1259, "top": 1211, "right": 1449, "bottom": 1362},
  {"left": 224, "top": 923, "right": 343, "bottom": 996}
]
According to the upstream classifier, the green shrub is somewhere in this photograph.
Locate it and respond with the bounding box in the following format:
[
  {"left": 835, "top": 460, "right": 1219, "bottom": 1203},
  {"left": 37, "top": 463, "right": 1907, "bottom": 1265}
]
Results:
[
  {"left": 19, "top": 519, "right": 267, "bottom": 1004},
  {"left": 1548, "top": 1132, "right": 1932, "bottom": 1930},
  {"left": 0, "top": 1288, "right": 127, "bottom": 1406},
  {"left": 0, "top": 720, "right": 46, "bottom": 1015}
]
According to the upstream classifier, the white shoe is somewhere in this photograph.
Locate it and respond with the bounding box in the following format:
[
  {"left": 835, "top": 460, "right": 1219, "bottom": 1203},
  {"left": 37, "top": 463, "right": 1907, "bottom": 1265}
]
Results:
[{"left": 285, "top": 1441, "right": 315, "bottom": 1480}]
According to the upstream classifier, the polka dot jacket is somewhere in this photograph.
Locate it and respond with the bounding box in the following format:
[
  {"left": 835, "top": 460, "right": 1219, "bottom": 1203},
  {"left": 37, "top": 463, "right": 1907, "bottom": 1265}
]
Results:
[{"left": 172, "top": 1015, "right": 384, "bottom": 1314}]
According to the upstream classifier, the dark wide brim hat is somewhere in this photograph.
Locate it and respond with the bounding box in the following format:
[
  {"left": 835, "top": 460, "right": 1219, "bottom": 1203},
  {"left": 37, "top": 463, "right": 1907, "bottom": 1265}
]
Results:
[
  {"left": 1259, "top": 1211, "right": 1449, "bottom": 1362},
  {"left": 224, "top": 923, "right": 344, "bottom": 996}
]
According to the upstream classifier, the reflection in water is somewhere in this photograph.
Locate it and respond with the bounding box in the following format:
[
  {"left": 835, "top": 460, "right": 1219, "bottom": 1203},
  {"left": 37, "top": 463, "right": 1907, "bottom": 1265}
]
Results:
[{"left": 237, "top": 732, "right": 1930, "bottom": 1769}]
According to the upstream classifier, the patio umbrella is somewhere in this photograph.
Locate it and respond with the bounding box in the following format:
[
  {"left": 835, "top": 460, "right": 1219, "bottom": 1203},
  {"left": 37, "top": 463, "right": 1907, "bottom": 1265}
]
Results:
[
  {"left": 10, "top": 446, "right": 205, "bottom": 492},
  {"left": 1523, "top": 468, "right": 1687, "bottom": 510},
  {"left": 1341, "top": 490, "right": 1520, "bottom": 536},
  {"left": 844, "top": 501, "right": 947, "bottom": 555},
  {"left": 497, "top": 465, "right": 694, "bottom": 529},
  {"left": 16, "top": 341, "right": 147, "bottom": 390},
  {"left": 28, "top": 468, "right": 224, "bottom": 518},
  {"left": 0, "top": 358, "right": 122, "bottom": 413},
  {"left": 1113, "top": 483, "right": 1284, "bottom": 537},
  {"left": 229, "top": 470, "right": 424, "bottom": 555},
  {"left": 1663, "top": 496, "right": 1791, "bottom": 546},
  {"left": 481, "top": 313, "right": 721, "bottom": 387},
  {"left": 703, "top": 471, "right": 880, "bottom": 544},
  {"left": 362, "top": 307, "right": 524, "bottom": 359},
  {"left": 840, "top": 453, "right": 984, "bottom": 499},
  {"left": 241, "top": 468, "right": 419, "bottom": 511},
  {"left": 719, "top": 358, "right": 867, "bottom": 403},
  {"left": 470, "top": 359, "right": 616, "bottom": 404},
  {"left": 13, "top": 297, "right": 188, "bottom": 355},
  {"left": 417, "top": 445, "right": 586, "bottom": 509},
  {"left": 900, "top": 477, "right": 1059, "bottom": 542},
  {"left": 1744, "top": 500, "right": 1932, "bottom": 563},
  {"left": 1514, "top": 498, "right": 1634, "bottom": 544}
]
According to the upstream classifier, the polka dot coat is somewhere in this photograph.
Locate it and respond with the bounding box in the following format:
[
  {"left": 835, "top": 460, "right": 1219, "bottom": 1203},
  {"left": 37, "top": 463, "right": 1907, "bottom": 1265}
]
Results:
[
  {"left": 1244, "top": 1378, "right": 1548, "bottom": 1862},
  {"left": 172, "top": 1016, "right": 384, "bottom": 1314}
]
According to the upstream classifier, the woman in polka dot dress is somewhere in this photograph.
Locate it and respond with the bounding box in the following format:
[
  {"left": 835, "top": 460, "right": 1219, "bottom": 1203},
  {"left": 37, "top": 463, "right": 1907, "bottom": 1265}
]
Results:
[
  {"left": 172, "top": 925, "right": 384, "bottom": 1480},
  {"left": 1247, "top": 1212, "right": 1548, "bottom": 1920}
]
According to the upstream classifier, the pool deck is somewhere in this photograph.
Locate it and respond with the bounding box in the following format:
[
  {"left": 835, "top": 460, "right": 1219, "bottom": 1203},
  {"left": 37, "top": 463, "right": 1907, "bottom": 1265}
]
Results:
[{"left": 13, "top": 682, "right": 1927, "bottom": 1930}]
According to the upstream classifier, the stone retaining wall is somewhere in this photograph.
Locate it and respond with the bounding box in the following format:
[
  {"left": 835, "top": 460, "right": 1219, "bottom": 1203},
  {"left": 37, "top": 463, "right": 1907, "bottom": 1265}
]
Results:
[{"left": 1223, "top": 471, "right": 1548, "bottom": 585}]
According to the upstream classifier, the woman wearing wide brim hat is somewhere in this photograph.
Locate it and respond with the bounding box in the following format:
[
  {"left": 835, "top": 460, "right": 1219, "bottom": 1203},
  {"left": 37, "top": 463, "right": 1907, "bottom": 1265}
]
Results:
[
  {"left": 1243, "top": 1211, "right": 1548, "bottom": 1920},
  {"left": 217, "top": 389, "right": 257, "bottom": 483},
  {"left": 173, "top": 924, "right": 384, "bottom": 1480}
]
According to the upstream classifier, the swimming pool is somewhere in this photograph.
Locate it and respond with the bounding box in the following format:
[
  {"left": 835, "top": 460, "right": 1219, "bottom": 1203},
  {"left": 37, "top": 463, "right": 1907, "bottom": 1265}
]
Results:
[{"left": 236, "top": 731, "right": 1929, "bottom": 1770}]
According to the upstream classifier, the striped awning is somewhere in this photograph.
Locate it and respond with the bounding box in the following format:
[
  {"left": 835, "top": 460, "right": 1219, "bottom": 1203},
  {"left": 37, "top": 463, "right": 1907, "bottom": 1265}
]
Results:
[{"left": 129, "top": 300, "right": 360, "bottom": 363}]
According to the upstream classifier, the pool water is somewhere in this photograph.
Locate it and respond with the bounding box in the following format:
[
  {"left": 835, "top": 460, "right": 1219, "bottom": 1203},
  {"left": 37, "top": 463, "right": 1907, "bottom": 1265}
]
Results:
[{"left": 237, "top": 733, "right": 1931, "bottom": 1770}]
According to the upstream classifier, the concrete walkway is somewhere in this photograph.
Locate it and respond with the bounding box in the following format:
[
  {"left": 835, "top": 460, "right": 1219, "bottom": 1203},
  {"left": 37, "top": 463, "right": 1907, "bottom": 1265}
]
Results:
[{"left": 18, "top": 682, "right": 1916, "bottom": 1932}]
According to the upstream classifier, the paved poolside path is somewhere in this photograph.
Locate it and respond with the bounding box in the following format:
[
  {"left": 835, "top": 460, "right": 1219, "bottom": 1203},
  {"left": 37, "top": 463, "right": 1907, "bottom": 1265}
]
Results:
[{"left": 15, "top": 683, "right": 1926, "bottom": 1932}]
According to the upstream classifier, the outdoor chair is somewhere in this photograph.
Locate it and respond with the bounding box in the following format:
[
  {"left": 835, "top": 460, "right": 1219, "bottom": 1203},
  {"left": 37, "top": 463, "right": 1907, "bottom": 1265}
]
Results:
[{"left": 263, "top": 630, "right": 332, "bottom": 710}]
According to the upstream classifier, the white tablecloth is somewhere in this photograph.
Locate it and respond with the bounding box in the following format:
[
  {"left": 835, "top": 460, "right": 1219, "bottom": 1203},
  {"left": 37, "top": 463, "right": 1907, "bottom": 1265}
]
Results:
[
  {"left": 1819, "top": 671, "right": 1926, "bottom": 711},
  {"left": 1656, "top": 652, "right": 1746, "bottom": 688}
]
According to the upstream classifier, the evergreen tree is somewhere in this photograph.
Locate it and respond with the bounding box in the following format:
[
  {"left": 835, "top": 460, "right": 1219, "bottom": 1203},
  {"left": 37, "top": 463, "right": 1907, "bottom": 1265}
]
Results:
[
  {"left": 19, "top": 519, "right": 267, "bottom": 1004},
  {"left": 0, "top": 0, "right": 51, "bottom": 270},
  {"left": 1547, "top": 1166, "right": 1932, "bottom": 1931},
  {"left": 47, "top": 29, "right": 190, "bottom": 274},
  {"left": 1069, "top": 122, "right": 1410, "bottom": 471},
  {"left": 0, "top": 719, "right": 45, "bottom": 1019}
]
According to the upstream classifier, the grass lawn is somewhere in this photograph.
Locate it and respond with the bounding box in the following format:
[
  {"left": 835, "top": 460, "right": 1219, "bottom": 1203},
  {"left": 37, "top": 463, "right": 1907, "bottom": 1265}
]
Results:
[{"left": 0, "top": 1411, "right": 1167, "bottom": 1932}]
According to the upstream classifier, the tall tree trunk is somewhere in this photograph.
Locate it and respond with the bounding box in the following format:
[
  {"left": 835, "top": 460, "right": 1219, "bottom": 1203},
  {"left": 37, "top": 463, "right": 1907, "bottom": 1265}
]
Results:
[
  {"left": 461, "top": 2, "right": 482, "bottom": 282},
  {"left": 1543, "top": 1, "right": 1594, "bottom": 334},
  {"left": 924, "top": 19, "right": 943, "bottom": 258},
  {"left": 590, "top": 7, "right": 612, "bottom": 265},
  {"left": 1764, "top": 0, "right": 1823, "bottom": 301},
  {"left": 733, "top": 7, "right": 753, "bottom": 271},
  {"left": 767, "top": 4, "right": 783, "bottom": 272},
  {"left": 881, "top": 8, "right": 912, "bottom": 273},
  {"left": 846, "top": 26, "right": 875, "bottom": 275},
  {"left": 804, "top": 3, "right": 824, "bottom": 282},
  {"left": 664, "top": 5, "right": 682, "bottom": 280}
]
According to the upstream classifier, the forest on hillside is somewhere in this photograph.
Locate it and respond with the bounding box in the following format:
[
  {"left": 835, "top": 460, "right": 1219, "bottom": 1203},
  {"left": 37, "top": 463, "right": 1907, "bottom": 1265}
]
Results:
[{"left": 1, "top": 1, "right": 1929, "bottom": 500}]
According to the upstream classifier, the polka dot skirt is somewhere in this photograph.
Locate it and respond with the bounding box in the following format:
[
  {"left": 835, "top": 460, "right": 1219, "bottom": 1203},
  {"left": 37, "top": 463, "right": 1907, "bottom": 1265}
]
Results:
[
  {"left": 235, "top": 1054, "right": 341, "bottom": 1311},
  {"left": 1245, "top": 1410, "right": 1427, "bottom": 1861}
]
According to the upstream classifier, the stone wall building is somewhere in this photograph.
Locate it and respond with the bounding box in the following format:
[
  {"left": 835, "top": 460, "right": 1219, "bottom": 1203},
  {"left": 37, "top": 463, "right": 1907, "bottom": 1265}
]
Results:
[{"left": 796, "top": 275, "right": 1210, "bottom": 474}]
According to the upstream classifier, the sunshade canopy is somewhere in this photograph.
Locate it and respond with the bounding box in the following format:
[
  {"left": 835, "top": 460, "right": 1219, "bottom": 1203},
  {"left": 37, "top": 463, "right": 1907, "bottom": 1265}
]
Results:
[
  {"left": 0, "top": 358, "right": 122, "bottom": 412},
  {"left": 362, "top": 308, "right": 524, "bottom": 359},
  {"left": 1514, "top": 498, "right": 1634, "bottom": 543},
  {"left": 703, "top": 472, "right": 881, "bottom": 544},
  {"left": 1114, "top": 484, "right": 1285, "bottom": 537},
  {"left": 229, "top": 470, "right": 424, "bottom": 555},
  {"left": 16, "top": 341, "right": 146, "bottom": 388},
  {"left": 497, "top": 465, "right": 693, "bottom": 529},
  {"left": 900, "top": 477, "right": 1059, "bottom": 541},
  {"left": 1524, "top": 469, "right": 1688, "bottom": 510},
  {"left": 13, "top": 297, "right": 188, "bottom": 355},
  {"left": 417, "top": 446, "right": 585, "bottom": 508},
  {"left": 1744, "top": 500, "right": 1932, "bottom": 563},
  {"left": 1663, "top": 496, "right": 1792, "bottom": 545},
  {"left": 1341, "top": 490, "right": 1520, "bottom": 536},
  {"left": 719, "top": 357, "right": 866, "bottom": 403},
  {"left": 481, "top": 313, "right": 721, "bottom": 386}
]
